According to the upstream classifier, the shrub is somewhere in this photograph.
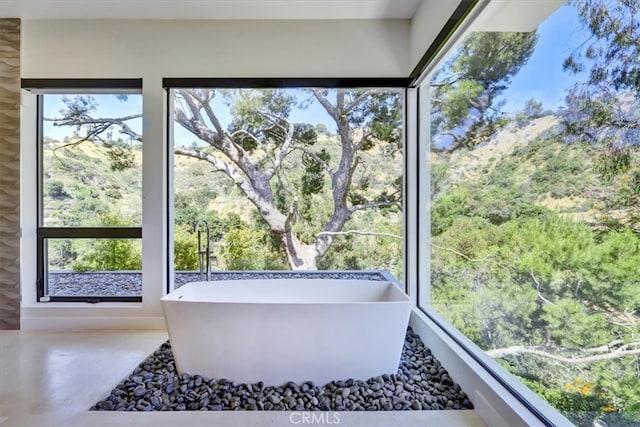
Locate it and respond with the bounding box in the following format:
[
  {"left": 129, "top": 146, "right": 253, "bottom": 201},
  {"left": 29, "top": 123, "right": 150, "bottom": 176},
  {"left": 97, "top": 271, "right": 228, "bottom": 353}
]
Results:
[{"left": 46, "top": 180, "right": 67, "bottom": 198}]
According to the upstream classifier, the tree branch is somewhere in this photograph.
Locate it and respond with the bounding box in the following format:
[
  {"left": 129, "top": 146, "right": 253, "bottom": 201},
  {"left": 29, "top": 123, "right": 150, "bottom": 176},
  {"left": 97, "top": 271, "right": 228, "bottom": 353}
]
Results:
[
  {"left": 230, "top": 129, "right": 262, "bottom": 146},
  {"left": 47, "top": 115, "right": 143, "bottom": 142},
  {"left": 262, "top": 113, "right": 295, "bottom": 180},
  {"left": 292, "top": 145, "right": 332, "bottom": 175},
  {"left": 431, "top": 243, "right": 492, "bottom": 263},
  {"left": 312, "top": 89, "right": 340, "bottom": 122},
  {"left": 350, "top": 199, "right": 401, "bottom": 212},
  {"left": 284, "top": 198, "right": 298, "bottom": 232},
  {"left": 174, "top": 147, "right": 241, "bottom": 184},
  {"left": 317, "top": 230, "right": 402, "bottom": 240},
  {"left": 173, "top": 146, "right": 272, "bottom": 216},
  {"left": 45, "top": 114, "right": 142, "bottom": 168},
  {"left": 202, "top": 103, "right": 226, "bottom": 142},
  {"left": 487, "top": 343, "right": 640, "bottom": 364},
  {"left": 530, "top": 271, "right": 557, "bottom": 307},
  {"left": 355, "top": 131, "right": 374, "bottom": 151},
  {"left": 343, "top": 89, "right": 381, "bottom": 114},
  {"left": 431, "top": 72, "right": 465, "bottom": 88},
  {"left": 50, "top": 136, "right": 94, "bottom": 168}
]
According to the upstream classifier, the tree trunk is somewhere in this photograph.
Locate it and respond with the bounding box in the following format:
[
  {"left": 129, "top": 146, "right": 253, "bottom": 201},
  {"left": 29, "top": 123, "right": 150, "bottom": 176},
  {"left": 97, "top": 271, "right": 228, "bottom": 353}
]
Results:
[{"left": 281, "top": 230, "right": 318, "bottom": 270}]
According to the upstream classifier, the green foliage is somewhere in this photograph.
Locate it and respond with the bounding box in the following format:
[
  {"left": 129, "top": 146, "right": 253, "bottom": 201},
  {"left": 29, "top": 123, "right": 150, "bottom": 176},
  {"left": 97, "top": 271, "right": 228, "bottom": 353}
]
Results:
[
  {"left": 431, "top": 188, "right": 472, "bottom": 235},
  {"left": 429, "top": 2, "right": 640, "bottom": 422},
  {"left": 317, "top": 209, "right": 403, "bottom": 278},
  {"left": 301, "top": 149, "right": 329, "bottom": 195},
  {"left": 314, "top": 123, "right": 330, "bottom": 136},
  {"left": 71, "top": 211, "right": 142, "bottom": 272},
  {"left": 433, "top": 212, "right": 640, "bottom": 419},
  {"left": 519, "top": 376, "right": 620, "bottom": 427},
  {"left": 106, "top": 145, "right": 135, "bottom": 171},
  {"left": 173, "top": 189, "right": 217, "bottom": 227},
  {"left": 71, "top": 238, "right": 142, "bottom": 272},
  {"left": 47, "top": 239, "right": 77, "bottom": 270},
  {"left": 173, "top": 224, "right": 200, "bottom": 271},
  {"left": 220, "top": 227, "right": 287, "bottom": 271},
  {"left": 566, "top": 0, "right": 640, "bottom": 92},
  {"left": 45, "top": 180, "right": 66, "bottom": 198},
  {"left": 431, "top": 127, "right": 640, "bottom": 418},
  {"left": 366, "top": 92, "right": 404, "bottom": 148},
  {"left": 561, "top": 0, "right": 640, "bottom": 183},
  {"left": 293, "top": 123, "right": 318, "bottom": 146},
  {"left": 105, "top": 188, "right": 122, "bottom": 199},
  {"left": 42, "top": 138, "right": 142, "bottom": 228},
  {"left": 227, "top": 89, "right": 297, "bottom": 151},
  {"left": 530, "top": 153, "right": 586, "bottom": 197},
  {"left": 431, "top": 31, "right": 538, "bottom": 150},
  {"left": 58, "top": 95, "right": 98, "bottom": 123},
  {"left": 430, "top": 162, "right": 449, "bottom": 197}
]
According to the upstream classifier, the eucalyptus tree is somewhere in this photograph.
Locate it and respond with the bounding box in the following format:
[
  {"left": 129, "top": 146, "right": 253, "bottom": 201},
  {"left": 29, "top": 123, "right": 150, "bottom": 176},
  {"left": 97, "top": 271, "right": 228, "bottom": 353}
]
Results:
[
  {"left": 562, "top": 0, "right": 640, "bottom": 178},
  {"left": 49, "top": 88, "right": 403, "bottom": 270},
  {"left": 430, "top": 31, "right": 538, "bottom": 152}
]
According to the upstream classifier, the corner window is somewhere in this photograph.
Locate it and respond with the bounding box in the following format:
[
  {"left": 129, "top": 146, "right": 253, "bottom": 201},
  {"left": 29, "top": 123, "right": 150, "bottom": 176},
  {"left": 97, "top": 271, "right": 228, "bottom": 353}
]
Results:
[
  {"left": 30, "top": 81, "right": 143, "bottom": 302},
  {"left": 420, "top": 2, "right": 640, "bottom": 425}
]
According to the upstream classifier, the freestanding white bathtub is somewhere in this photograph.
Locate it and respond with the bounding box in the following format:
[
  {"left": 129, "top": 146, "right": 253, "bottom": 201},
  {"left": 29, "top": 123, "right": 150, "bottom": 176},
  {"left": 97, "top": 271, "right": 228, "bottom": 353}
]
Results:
[{"left": 160, "top": 274, "right": 411, "bottom": 386}]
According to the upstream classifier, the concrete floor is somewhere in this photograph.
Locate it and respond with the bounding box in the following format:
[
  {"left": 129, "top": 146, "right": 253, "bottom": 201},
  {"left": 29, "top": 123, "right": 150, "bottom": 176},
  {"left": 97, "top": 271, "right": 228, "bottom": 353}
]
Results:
[{"left": 0, "top": 330, "right": 487, "bottom": 427}]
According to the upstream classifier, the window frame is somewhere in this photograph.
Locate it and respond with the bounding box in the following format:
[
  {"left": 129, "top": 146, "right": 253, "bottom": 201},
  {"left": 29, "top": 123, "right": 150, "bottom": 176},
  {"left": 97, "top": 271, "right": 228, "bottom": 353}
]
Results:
[
  {"left": 164, "top": 78, "right": 411, "bottom": 294},
  {"left": 23, "top": 79, "right": 144, "bottom": 303}
]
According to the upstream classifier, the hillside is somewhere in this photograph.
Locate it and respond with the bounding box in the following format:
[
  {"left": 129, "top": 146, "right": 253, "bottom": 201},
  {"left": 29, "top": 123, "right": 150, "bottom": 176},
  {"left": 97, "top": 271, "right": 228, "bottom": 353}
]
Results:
[
  {"left": 42, "top": 139, "right": 143, "bottom": 227},
  {"left": 45, "top": 115, "right": 634, "bottom": 233},
  {"left": 432, "top": 114, "right": 637, "bottom": 231}
]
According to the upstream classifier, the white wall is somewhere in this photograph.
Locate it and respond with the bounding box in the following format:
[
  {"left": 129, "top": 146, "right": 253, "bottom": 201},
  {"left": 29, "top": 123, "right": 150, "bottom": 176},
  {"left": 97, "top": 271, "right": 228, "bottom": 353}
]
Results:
[
  {"left": 20, "top": 19, "right": 411, "bottom": 329},
  {"left": 469, "top": 0, "right": 566, "bottom": 32},
  {"left": 409, "top": 0, "right": 460, "bottom": 73},
  {"left": 22, "top": 19, "right": 411, "bottom": 78}
]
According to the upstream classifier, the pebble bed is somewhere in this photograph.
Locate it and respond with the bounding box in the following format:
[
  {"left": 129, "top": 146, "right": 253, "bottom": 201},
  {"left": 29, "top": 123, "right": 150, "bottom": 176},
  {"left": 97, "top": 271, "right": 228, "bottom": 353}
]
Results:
[
  {"left": 91, "top": 328, "right": 473, "bottom": 412},
  {"left": 48, "top": 271, "right": 386, "bottom": 296},
  {"left": 48, "top": 271, "right": 142, "bottom": 296}
]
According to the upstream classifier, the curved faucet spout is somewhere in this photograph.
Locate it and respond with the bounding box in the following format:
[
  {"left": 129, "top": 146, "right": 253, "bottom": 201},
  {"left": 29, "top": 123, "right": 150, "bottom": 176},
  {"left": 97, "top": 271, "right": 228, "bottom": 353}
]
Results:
[
  {"left": 193, "top": 219, "right": 210, "bottom": 233},
  {"left": 192, "top": 219, "right": 211, "bottom": 281}
]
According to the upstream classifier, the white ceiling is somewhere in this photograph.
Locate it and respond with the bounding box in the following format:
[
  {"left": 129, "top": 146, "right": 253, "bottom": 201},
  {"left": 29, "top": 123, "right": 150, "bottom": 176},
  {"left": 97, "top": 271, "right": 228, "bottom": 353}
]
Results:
[{"left": 0, "top": 0, "right": 422, "bottom": 20}]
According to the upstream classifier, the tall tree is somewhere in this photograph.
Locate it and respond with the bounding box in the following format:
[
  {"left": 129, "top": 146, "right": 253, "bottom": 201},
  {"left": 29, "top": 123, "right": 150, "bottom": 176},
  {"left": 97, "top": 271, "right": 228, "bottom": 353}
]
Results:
[
  {"left": 49, "top": 88, "right": 403, "bottom": 270},
  {"left": 431, "top": 31, "right": 538, "bottom": 152},
  {"left": 562, "top": 0, "right": 640, "bottom": 177}
]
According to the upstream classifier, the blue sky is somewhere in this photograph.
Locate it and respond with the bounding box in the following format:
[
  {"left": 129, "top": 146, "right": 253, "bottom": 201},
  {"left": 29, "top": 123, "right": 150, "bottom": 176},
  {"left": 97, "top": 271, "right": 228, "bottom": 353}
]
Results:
[
  {"left": 499, "top": 3, "right": 585, "bottom": 114},
  {"left": 43, "top": 2, "right": 584, "bottom": 143},
  {"left": 43, "top": 94, "right": 143, "bottom": 142}
]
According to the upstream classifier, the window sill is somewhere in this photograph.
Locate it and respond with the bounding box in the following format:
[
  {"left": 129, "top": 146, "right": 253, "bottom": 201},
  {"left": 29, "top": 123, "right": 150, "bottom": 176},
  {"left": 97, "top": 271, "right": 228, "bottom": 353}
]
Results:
[{"left": 22, "top": 301, "right": 144, "bottom": 309}]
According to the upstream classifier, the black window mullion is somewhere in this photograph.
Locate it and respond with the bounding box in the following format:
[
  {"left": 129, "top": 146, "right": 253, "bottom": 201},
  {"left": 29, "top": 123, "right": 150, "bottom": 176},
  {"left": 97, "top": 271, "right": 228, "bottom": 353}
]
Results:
[
  {"left": 38, "top": 227, "right": 142, "bottom": 239},
  {"left": 22, "top": 78, "right": 142, "bottom": 91},
  {"left": 163, "top": 77, "right": 412, "bottom": 89}
]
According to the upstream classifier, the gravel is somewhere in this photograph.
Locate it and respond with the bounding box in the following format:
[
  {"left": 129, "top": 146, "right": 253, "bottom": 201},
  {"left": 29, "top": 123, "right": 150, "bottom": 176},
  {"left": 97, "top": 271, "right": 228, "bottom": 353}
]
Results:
[
  {"left": 174, "top": 271, "right": 386, "bottom": 288},
  {"left": 48, "top": 271, "right": 387, "bottom": 296},
  {"left": 91, "top": 327, "right": 473, "bottom": 412},
  {"left": 48, "top": 271, "right": 142, "bottom": 296}
]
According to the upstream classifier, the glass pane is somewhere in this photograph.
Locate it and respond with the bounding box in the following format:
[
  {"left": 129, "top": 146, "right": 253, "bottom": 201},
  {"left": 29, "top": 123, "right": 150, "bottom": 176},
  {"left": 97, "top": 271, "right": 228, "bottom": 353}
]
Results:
[
  {"left": 427, "top": 2, "right": 640, "bottom": 426},
  {"left": 171, "top": 88, "right": 404, "bottom": 283},
  {"left": 42, "top": 94, "right": 142, "bottom": 227},
  {"left": 45, "top": 238, "right": 142, "bottom": 297}
]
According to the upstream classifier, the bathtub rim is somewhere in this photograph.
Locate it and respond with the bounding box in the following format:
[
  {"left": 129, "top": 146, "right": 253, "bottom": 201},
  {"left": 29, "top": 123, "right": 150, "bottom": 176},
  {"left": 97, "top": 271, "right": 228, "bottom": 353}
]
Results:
[{"left": 161, "top": 277, "right": 410, "bottom": 305}]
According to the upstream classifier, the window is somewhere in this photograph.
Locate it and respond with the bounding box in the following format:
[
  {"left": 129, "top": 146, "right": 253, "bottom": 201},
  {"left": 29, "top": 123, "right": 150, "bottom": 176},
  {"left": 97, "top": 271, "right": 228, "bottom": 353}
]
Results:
[
  {"left": 166, "top": 80, "right": 407, "bottom": 290},
  {"left": 29, "top": 80, "right": 143, "bottom": 302},
  {"left": 420, "top": 2, "right": 640, "bottom": 426}
]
